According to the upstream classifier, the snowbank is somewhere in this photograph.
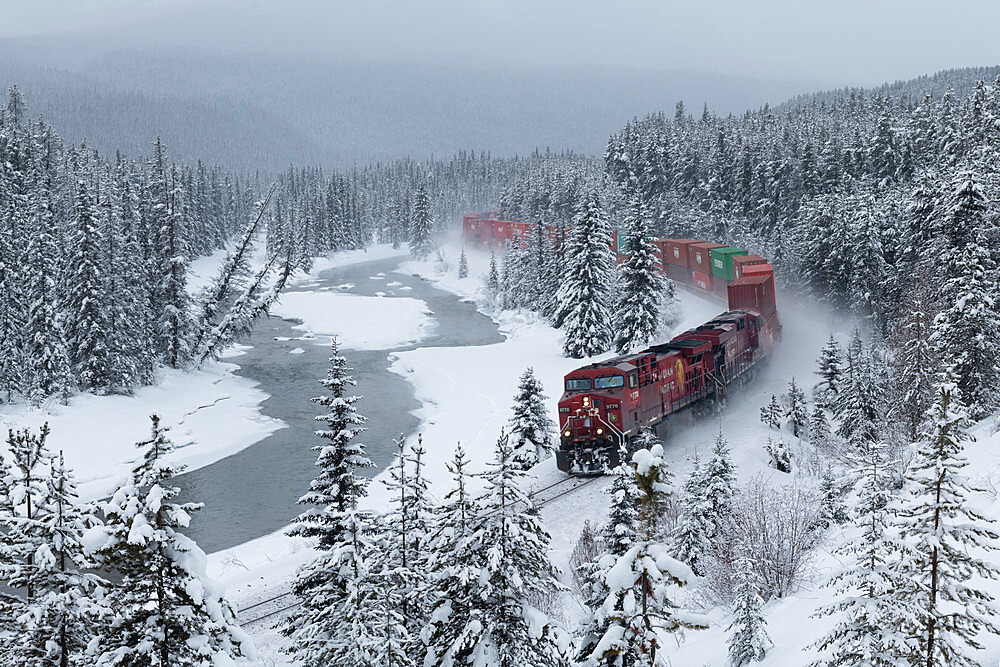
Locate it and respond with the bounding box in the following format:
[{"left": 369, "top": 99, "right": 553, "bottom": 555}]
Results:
[
  {"left": 1, "top": 361, "right": 282, "bottom": 502},
  {"left": 271, "top": 291, "right": 435, "bottom": 350}
]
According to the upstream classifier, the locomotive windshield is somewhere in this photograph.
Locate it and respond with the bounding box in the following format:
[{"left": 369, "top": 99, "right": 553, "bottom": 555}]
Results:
[
  {"left": 593, "top": 375, "right": 625, "bottom": 389},
  {"left": 565, "top": 378, "right": 591, "bottom": 391}
]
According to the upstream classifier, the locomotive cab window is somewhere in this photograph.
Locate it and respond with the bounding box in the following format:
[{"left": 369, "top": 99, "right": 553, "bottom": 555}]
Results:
[
  {"left": 594, "top": 375, "right": 624, "bottom": 389},
  {"left": 565, "top": 378, "right": 591, "bottom": 391}
]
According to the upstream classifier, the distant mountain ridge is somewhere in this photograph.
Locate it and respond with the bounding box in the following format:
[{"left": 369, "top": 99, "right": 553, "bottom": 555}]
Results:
[{"left": 0, "top": 39, "right": 809, "bottom": 171}]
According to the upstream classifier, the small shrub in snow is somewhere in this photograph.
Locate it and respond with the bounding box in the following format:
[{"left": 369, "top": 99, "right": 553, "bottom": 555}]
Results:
[
  {"left": 725, "top": 477, "right": 821, "bottom": 600},
  {"left": 765, "top": 438, "right": 792, "bottom": 473},
  {"left": 457, "top": 246, "right": 469, "bottom": 278}
]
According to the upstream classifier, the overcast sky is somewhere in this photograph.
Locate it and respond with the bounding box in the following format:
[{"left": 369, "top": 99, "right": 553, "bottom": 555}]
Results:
[{"left": 1, "top": 0, "right": 998, "bottom": 88}]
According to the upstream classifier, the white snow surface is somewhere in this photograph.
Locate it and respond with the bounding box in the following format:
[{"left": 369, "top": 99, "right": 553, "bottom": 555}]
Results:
[{"left": 270, "top": 291, "right": 434, "bottom": 350}]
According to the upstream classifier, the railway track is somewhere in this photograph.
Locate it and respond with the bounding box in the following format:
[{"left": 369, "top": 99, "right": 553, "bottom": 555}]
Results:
[{"left": 235, "top": 472, "right": 605, "bottom": 627}]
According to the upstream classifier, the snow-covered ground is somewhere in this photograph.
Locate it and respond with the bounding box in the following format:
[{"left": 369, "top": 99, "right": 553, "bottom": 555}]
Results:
[
  {"left": 270, "top": 291, "right": 434, "bottom": 350},
  {"left": 0, "top": 244, "right": 412, "bottom": 504}
]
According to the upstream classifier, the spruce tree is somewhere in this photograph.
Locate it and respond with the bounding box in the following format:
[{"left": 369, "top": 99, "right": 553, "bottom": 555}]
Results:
[
  {"left": 12, "top": 452, "right": 108, "bottom": 667},
  {"left": 595, "top": 444, "right": 707, "bottom": 664},
  {"left": 576, "top": 459, "right": 642, "bottom": 663},
  {"left": 702, "top": 428, "right": 736, "bottom": 535},
  {"left": 66, "top": 179, "right": 112, "bottom": 392},
  {"left": 423, "top": 431, "right": 568, "bottom": 667},
  {"left": 509, "top": 367, "right": 557, "bottom": 469},
  {"left": 614, "top": 192, "right": 665, "bottom": 354},
  {"left": 784, "top": 377, "right": 809, "bottom": 438},
  {"left": 24, "top": 148, "right": 71, "bottom": 403},
  {"left": 458, "top": 246, "right": 469, "bottom": 278},
  {"left": 288, "top": 338, "right": 373, "bottom": 550},
  {"left": 671, "top": 455, "right": 712, "bottom": 575},
  {"left": 409, "top": 183, "right": 435, "bottom": 260},
  {"left": 554, "top": 191, "right": 616, "bottom": 358},
  {"left": 890, "top": 285, "right": 937, "bottom": 442},
  {"left": 728, "top": 552, "right": 772, "bottom": 666},
  {"left": 760, "top": 395, "right": 782, "bottom": 429},
  {"left": 809, "top": 438, "right": 914, "bottom": 667},
  {"left": 813, "top": 334, "right": 843, "bottom": 410},
  {"left": 485, "top": 248, "right": 500, "bottom": 299},
  {"left": 817, "top": 466, "right": 848, "bottom": 527},
  {"left": 98, "top": 415, "right": 252, "bottom": 665},
  {"left": 2, "top": 424, "right": 53, "bottom": 603},
  {"left": 929, "top": 227, "right": 1000, "bottom": 420},
  {"left": 895, "top": 375, "right": 1000, "bottom": 666}
]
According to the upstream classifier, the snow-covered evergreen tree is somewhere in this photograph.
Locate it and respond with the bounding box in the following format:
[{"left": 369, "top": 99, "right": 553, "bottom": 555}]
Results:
[
  {"left": 509, "top": 367, "right": 557, "bottom": 469},
  {"left": 97, "top": 415, "right": 252, "bottom": 665},
  {"left": 764, "top": 438, "right": 792, "bottom": 474},
  {"left": 485, "top": 248, "right": 501, "bottom": 300},
  {"left": 157, "top": 160, "right": 194, "bottom": 369},
  {"left": 890, "top": 284, "right": 937, "bottom": 442},
  {"left": 554, "top": 191, "right": 616, "bottom": 358},
  {"left": 576, "top": 460, "right": 642, "bottom": 663},
  {"left": 809, "top": 438, "right": 914, "bottom": 667},
  {"left": 813, "top": 334, "right": 843, "bottom": 410},
  {"left": 288, "top": 338, "right": 373, "bottom": 550},
  {"left": 671, "top": 455, "right": 712, "bottom": 575},
  {"left": 895, "top": 374, "right": 1000, "bottom": 666},
  {"left": 24, "top": 151, "right": 71, "bottom": 403},
  {"left": 703, "top": 428, "right": 736, "bottom": 535},
  {"left": 760, "top": 395, "right": 782, "bottom": 430},
  {"left": 423, "top": 431, "right": 568, "bottom": 667},
  {"left": 728, "top": 552, "right": 772, "bottom": 666},
  {"left": 2, "top": 423, "right": 53, "bottom": 603},
  {"left": 784, "top": 378, "right": 809, "bottom": 438},
  {"left": 929, "top": 226, "right": 1000, "bottom": 420},
  {"left": 594, "top": 444, "right": 707, "bottom": 665},
  {"left": 458, "top": 246, "right": 469, "bottom": 278},
  {"left": 409, "top": 183, "right": 435, "bottom": 260},
  {"left": 817, "top": 466, "right": 848, "bottom": 528},
  {"left": 11, "top": 452, "right": 107, "bottom": 667},
  {"left": 614, "top": 192, "right": 665, "bottom": 354},
  {"left": 809, "top": 403, "right": 833, "bottom": 454},
  {"left": 65, "top": 179, "right": 112, "bottom": 392}
]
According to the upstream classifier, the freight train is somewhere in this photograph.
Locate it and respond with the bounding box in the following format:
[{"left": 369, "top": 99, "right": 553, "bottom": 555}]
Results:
[{"left": 462, "top": 212, "right": 780, "bottom": 475}]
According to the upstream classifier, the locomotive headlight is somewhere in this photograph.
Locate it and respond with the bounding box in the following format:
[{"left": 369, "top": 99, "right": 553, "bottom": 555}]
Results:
[
  {"left": 563, "top": 430, "right": 571, "bottom": 437},
  {"left": 582, "top": 396, "right": 590, "bottom": 406},
  {"left": 596, "top": 428, "right": 604, "bottom": 435}
]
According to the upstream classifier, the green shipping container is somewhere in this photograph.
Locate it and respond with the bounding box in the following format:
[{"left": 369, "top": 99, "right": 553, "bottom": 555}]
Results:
[{"left": 709, "top": 246, "right": 748, "bottom": 282}]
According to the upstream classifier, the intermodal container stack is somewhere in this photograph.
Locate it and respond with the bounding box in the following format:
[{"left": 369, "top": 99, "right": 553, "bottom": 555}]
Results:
[{"left": 732, "top": 254, "right": 767, "bottom": 280}]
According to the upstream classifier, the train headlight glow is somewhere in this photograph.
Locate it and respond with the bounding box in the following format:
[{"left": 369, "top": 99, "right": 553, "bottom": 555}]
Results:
[
  {"left": 563, "top": 430, "right": 571, "bottom": 437},
  {"left": 596, "top": 428, "right": 604, "bottom": 435},
  {"left": 582, "top": 396, "right": 590, "bottom": 406}
]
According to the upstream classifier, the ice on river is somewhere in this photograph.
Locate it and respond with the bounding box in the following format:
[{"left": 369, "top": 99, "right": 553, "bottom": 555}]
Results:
[{"left": 271, "top": 291, "right": 435, "bottom": 350}]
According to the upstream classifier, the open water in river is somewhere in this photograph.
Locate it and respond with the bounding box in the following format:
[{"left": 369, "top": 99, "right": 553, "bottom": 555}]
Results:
[{"left": 175, "top": 255, "right": 504, "bottom": 552}]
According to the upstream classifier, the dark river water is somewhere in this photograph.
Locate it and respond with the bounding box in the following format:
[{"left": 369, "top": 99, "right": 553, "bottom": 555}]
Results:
[{"left": 176, "top": 255, "right": 504, "bottom": 552}]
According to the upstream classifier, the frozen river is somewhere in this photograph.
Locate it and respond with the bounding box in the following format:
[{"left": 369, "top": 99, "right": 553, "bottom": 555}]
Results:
[{"left": 176, "top": 255, "right": 504, "bottom": 552}]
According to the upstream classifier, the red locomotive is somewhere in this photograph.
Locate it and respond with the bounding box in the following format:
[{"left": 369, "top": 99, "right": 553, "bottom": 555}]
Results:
[{"left": 461, "top": 213, "right": 780, "bottom": 474}]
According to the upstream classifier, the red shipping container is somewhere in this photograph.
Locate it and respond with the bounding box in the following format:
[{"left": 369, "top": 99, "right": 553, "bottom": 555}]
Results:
[
  {"left": 742, "top": 263, "right": 774, "bottom": 278},
  {"left": 664, "top": 239, "right": 702, "bottom": 267},
  {"left": 727, "top": 275, "right": 777, "bottom": 318},
  {"left": 732, "top": 254, "right": 767, "bottom": 280},
  {"left": 688, "top": 242, "right": 726, "bottom": 271},
  {"left": 691, "top": 270, "right": 712, "bottom": 291},
  {"left": 712, "top": 277, "right": 730, "bottom": 299}
]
